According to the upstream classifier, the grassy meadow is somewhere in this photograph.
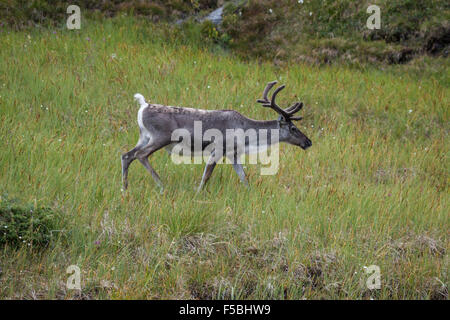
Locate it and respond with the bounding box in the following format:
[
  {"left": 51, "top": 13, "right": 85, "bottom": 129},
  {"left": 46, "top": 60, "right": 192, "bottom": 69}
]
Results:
[{"left": 0, "top": 17, "right": 448, "bottom": 299}]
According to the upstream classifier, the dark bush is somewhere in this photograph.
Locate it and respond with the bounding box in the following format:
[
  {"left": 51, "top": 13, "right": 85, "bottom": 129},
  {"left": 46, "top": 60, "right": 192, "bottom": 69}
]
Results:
[{"left": 0, "top": 195, "right": 61, "bottom": 248}]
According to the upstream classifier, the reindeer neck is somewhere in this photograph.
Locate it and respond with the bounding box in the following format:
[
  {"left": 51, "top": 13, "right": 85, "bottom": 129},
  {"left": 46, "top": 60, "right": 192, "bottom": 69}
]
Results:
[{"left": 244, "top": 119, "right": 283, "bottom": 145}]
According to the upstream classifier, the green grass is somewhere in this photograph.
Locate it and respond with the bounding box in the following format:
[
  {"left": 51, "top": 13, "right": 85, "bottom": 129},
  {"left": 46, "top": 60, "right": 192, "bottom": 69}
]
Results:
[{"left": 0, "top": 17, "right": 448, "bottom": 299}]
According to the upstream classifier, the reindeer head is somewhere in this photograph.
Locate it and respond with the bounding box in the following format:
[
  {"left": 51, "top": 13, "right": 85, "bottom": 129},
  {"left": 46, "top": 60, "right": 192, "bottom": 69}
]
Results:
[{"left": 257, "top": 81, "right": 312, "bottom": 150}]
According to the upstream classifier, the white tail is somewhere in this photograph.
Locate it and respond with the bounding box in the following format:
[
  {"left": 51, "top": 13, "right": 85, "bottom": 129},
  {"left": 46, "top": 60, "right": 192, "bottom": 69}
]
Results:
[{"left": 134, "top": 93, "right": 146, "bottom": 106}]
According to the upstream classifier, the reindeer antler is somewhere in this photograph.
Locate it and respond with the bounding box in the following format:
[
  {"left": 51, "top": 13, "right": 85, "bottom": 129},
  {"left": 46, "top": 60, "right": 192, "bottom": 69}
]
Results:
[{"left": 257, "top": 81, "right": 304, "bottom": 121}]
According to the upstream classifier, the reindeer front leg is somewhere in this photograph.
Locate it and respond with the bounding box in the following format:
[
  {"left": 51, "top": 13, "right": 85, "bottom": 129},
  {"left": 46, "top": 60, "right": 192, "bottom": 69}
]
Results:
[
  {"left": 197, "top": 151, "right": 222, "bottom": 192},
  {"left": 228, "top": 153, "right": 249, "bottom": 187},
  {"left": 231, "top": 163, "right": 249, "bottom": 187}
]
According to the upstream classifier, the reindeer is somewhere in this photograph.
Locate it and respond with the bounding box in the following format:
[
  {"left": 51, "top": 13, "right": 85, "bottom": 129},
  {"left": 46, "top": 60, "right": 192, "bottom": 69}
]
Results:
[{"left": 121, "top": 81, "right": 312, "bottom": 191}]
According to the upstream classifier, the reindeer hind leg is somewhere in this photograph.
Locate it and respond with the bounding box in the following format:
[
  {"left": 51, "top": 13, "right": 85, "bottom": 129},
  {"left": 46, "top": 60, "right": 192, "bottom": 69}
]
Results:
[
  {"left": 121, "top": 132, "right": 151, "bottom": 191},
  {"left": 121, "top": 146, "right": 140, "bottom": 191},
  {"left": 136, "top": 140, "right": 170, "bottom": 190}
]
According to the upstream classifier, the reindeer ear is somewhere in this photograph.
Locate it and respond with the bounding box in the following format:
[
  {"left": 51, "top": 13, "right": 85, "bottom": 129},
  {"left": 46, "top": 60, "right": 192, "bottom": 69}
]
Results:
[{"left": 290, "top": 116, "right": 303, "bottom": 121}]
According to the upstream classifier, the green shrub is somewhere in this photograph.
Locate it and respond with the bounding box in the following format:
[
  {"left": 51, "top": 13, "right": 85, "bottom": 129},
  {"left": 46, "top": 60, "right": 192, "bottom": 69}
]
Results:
[
  {"left": 0, "top": 195, "right": 61, "bottom": 248},
  {"left": 200, "top": 20, "right": 220, "bottom": 41}
]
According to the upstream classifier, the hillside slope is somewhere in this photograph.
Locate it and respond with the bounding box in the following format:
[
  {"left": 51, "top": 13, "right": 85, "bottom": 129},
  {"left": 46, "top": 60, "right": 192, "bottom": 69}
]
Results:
[
  {"left": 218, "top": 0, "right": 449, "bottom": 65},
  {"left": 1, "top": 0, "right": 449, "bottom": 66}
]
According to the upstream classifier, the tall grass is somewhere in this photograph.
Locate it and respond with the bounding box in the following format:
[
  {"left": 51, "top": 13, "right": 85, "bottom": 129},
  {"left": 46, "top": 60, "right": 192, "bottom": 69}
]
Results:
[{"left": 0, "top": 17, "right": 448, "bottom": 299}]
